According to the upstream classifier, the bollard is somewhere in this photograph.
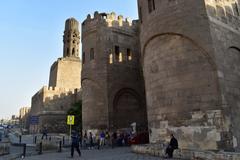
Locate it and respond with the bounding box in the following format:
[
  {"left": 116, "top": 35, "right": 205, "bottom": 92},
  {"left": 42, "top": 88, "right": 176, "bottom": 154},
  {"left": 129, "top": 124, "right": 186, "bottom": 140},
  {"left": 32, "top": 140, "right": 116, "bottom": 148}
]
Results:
[
  {"left": 63, "top": 136, "right": 65, "bottom": 145},
  {"left": 34, "top": 136, "right": 37, "bottom": 144},
  {"left": 22, "top": 144, "right": 26, "bottom": 158},
  {"left": 19, "top": 135, "right": 22, "bottom": 144},
  {"left": 39, "top": 142, "right": 42, "bottom": 155},
  {"left": 49, "top": 136, "right": 51, "bottom": 141},
  {"left": 58, "top": 141, "right": 62, "bottom": 152}
]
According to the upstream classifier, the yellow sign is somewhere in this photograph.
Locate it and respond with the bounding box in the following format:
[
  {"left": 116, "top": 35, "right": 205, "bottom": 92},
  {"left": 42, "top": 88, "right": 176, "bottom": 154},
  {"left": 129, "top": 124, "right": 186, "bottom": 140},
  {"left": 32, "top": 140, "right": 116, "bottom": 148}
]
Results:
[{"left": 67, "top": 115, "right": 75, "bottom": 125}]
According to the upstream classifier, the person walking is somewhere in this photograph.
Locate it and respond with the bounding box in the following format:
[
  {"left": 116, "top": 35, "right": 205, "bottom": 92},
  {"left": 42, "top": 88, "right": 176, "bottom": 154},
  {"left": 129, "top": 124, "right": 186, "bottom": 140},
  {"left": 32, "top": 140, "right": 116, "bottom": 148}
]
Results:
[
  {"left": 41, "top": 127, "right": 48, "bottom": 140},
  {"left": 165, "top": 134, "right": 178, "bottom": 158},
  {"left": 111, "top": 131, "right": 117, "bottom": 148},
  {"left": 83, "top": 130, "right": 88, "bottom": 149},
  {"left": 105, "top": 131, "right": 110, "bottom": 146},
  {"left": 71, "top": 130, "right": 81, "bottom": 158},
  {"left": 100, "top": 131, "right": 105, "bottom": 147},
  {"left": 89, "top": 132, "right": 94, "bottom": 149}
]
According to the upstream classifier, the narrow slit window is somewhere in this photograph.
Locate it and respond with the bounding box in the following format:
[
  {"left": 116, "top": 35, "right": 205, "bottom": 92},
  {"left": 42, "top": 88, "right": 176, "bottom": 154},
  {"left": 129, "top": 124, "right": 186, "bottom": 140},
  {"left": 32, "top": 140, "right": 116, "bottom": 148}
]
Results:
[
  {"left": 90, "top": 48, "right": 94, "bottom": 60},
  {"left": 67, "top": 48, "right": 69, "bottom": 56},
  {"left": 139, "top": 7, "right": 143, "bottom": 23},
  {"left": 115, "top": 46, "right": 120, "bottom": 62},
  {"left": 82, "top": 52, "right": 85, "bottom": 64},
  {"left": 109, "top": 53, "right": 113, "bottom": 64},
  {"left": 119, "top": 52, "right": 123, "bottom": 62},
  {"left": 127, "top": 48, "right": 132, "bottom": 61},
  {"left": 148, "top": 0, "right": 155, "bottom": 13}
]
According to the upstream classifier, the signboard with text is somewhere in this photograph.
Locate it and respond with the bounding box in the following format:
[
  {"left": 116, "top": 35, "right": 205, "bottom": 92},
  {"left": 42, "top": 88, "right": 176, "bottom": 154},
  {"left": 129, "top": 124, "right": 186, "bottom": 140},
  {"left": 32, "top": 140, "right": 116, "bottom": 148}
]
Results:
[
  {"left": 30, "top": 116, "right": 39, "bottom": 125},
  {"left": 67, "top": 115, "right": 75, "bottom": 125}
]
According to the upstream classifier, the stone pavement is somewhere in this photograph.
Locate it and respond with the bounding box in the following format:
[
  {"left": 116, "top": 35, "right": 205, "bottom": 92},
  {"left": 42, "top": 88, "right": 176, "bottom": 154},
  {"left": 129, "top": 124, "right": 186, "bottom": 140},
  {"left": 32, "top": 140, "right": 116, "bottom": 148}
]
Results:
[{"left": 19, "top": 147, "right": 169, "bottom": 160}]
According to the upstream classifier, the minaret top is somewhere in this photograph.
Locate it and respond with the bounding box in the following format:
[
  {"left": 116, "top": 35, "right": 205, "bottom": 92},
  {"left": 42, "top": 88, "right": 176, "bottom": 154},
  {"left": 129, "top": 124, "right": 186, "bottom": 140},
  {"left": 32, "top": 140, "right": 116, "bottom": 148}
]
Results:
[
  {"left": 63, "top": 17, "right": 80, "bottom": 58},
  {"left": 65, "top": 18, "right": 79, "bottom": 31}
]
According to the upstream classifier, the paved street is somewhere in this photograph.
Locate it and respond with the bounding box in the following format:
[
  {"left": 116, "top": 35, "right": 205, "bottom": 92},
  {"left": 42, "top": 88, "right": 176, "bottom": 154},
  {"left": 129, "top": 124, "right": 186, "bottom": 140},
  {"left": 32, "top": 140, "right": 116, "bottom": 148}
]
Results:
[{"left": 19, "top": 147, "right": 169, "bottom": 160}]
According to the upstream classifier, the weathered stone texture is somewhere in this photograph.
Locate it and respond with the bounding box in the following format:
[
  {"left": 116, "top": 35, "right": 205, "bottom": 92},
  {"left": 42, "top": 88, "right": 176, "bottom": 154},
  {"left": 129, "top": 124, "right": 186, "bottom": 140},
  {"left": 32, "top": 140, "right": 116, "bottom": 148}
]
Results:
[
  {"left": 81, "top": 12, "right": 147, "bottom": 132},
  {"left": 137, "top": 0, "right": 240, "bottom": 151},
  {"left": 49, "top": 57, "right": 81, "bottom": 89},
  {"left": 132, "top": 144, "right": 240, "bottom": 160},
  {"left": 30, "top": 86, "right": 82, "bottom": 133},
  {"left": 207, "top": 2, "right": 240, "bottom": 150}
]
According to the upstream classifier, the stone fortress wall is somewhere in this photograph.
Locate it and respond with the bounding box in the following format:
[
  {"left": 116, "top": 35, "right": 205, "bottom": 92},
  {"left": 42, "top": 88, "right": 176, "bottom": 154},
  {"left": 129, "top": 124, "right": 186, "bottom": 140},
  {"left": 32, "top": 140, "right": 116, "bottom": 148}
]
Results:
[
  {"left": 205, "top": 0, "right": 240, "bottom": 151},
  {"left": 137, "top": 0, "right": 240, "bottom": 151},
  {"left": 30, "top": 86, "right": 81, "bottom": 133},
  {"left": 81, "top": 12, "right": 147, "bottom": 134}
]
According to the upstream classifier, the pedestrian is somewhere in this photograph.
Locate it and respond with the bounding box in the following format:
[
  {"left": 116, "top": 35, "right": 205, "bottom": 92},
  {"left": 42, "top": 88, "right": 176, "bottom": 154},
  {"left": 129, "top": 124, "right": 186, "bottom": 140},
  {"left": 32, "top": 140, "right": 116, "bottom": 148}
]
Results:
[
  {"left": 100, "top": 131, "right": 105, "bottom": 147},
  {"left": 111, "top": 131, "right": 117, "bottom": 148},
  {"left": 89, "top": 132, "right": 94, "bottom": 149},
  {"left": 41, "top": 127, "right": 48, "bottom": 140},
  {"left": 83, "top": 130, "right": 88, "bottom": 148},
  {"left": 105, "top": 131, "right": 110, "bottom": 146},
  {"left": 165, "top": 134, "right": 178, "bottom": 158},
  {"left": 71, "top": 130, "right": 81, "bottom": 158}
]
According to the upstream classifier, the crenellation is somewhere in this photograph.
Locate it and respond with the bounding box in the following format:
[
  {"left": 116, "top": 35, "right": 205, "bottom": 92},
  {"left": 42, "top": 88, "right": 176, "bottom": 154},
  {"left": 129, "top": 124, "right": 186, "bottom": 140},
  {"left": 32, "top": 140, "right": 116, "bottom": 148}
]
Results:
[
  {"left": 205, "top": 0, "right": 240, "bottom": 30},
  {"left": 82, "top": 11, "right": 138, "bottom": 34}
]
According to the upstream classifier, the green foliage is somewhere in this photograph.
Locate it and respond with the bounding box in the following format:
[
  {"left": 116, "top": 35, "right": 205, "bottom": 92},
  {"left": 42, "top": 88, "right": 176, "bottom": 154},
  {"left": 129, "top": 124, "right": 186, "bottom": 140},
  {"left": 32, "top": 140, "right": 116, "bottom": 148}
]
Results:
[{"left": 67, "top": 100, "right": 82, "bottom": 132}]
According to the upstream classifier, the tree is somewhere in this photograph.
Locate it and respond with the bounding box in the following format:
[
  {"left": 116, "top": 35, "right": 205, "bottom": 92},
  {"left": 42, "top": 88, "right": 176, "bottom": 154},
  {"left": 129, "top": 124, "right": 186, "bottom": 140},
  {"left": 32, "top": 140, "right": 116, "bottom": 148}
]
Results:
[{"left": 67, "top": 100, "right": 82, "bottom": 133}]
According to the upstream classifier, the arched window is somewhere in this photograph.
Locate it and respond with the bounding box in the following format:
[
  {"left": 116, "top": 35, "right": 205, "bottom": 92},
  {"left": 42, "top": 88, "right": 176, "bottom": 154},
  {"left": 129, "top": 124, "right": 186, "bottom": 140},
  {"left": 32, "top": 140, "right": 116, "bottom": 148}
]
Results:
[
  {"left": 127, "top": 48, "right": 132, "bottom": 61},
  {"left": 109, "top": 53, "right": 113, "bottom": 64},
  {"left": 67, "top": 48, "right": 70, "bottom": 56},
  {"left": 233, "top": 3, "right": 240, "bottom": 16},
  {"left": 82, "top": 52, "right": 85, "bottom": 64},
  {"left": 90, "top": 48, "right": 94, "bottom": 60},
  {"left": 72, "top": 48, "right": 75, "bottom": 55}
]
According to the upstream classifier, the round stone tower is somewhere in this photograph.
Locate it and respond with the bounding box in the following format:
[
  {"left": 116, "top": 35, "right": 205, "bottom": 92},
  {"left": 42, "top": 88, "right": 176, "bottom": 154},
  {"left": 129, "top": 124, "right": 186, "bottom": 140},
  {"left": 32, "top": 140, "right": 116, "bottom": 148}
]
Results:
[
  {"left": 63, "top": 18, "right": 80, "bottom": 58},
  {"left": 81, "top": 12, "right": 147, "bottom": 134},
  {"left": 137, "top": 0, "right": 230, "bottom": 150}
]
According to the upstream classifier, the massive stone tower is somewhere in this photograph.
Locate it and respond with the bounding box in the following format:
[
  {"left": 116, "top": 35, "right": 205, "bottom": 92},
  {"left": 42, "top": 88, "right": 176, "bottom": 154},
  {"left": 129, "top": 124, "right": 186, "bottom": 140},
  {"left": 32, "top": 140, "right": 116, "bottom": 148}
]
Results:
[
  {"left": 137, "top": 0, "right": 240, "bottom": 151},
  {"left": 81, "top": 12, "right": 147, "bottom": 133},
  {"left": 49, "top": 18, "right": 81, "bottom": 89}
]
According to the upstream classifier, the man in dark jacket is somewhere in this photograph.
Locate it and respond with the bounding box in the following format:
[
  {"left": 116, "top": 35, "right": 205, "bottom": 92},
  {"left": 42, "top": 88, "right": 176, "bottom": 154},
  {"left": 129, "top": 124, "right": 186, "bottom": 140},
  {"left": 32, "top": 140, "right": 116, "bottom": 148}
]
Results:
[
  {"left": 41, "top": 127, "right": 48, "bottom": 140},
  {"left": 71, "top": 130, "right": 81, "bottom": 158},
  {"left": 166, "top": 134, "right": 178, "bottom": 158}
]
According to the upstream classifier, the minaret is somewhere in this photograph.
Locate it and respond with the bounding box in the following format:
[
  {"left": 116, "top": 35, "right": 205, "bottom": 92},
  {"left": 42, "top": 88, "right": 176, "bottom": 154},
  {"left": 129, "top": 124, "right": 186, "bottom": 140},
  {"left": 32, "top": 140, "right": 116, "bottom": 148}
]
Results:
[
  {"left": 63, "top": 18, "right": 80, "bottom": 58},
  {"left": 48, "top": 17, "right": 81, "bottom": 89}
]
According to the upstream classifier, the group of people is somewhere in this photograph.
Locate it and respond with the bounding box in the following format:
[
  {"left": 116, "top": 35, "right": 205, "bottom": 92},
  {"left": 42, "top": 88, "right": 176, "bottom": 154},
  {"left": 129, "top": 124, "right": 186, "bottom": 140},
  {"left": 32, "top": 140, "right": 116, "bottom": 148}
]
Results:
[
  {"left": 71, "top": 131, "right": 179, "bottom": 158},
  {"left": 82, "top": 130, "right": 131, "bottom": 149},
  {"left": 41, "top": 127, "right": 178, "bottom": 159}
]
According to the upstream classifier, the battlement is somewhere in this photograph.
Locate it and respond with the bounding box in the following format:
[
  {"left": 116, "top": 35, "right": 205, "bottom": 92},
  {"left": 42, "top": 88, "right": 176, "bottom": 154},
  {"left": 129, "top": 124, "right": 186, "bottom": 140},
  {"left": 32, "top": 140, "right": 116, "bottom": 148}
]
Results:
[
  {"left": 205, "top": 0, "right": 240, "bottom": 30},
  {"left": 42, "top": 86, "right": 81, "bottom": 93},
  {"left": 82, "top": 11, "right": 139, "bottom": 32},
  {"left": 36, "top": 86, "right": 81, "bottom": 102}
]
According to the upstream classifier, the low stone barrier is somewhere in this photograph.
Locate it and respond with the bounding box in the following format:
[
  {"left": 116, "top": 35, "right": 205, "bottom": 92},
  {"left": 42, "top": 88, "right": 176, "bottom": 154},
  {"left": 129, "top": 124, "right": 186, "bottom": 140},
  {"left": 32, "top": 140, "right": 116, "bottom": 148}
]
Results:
[
  {"left": 131, "top": 144, "right": 240, "bottom": 160},
  {"left": 36, "top": 140, "right": 59, "bottom": 151},
  {"left": 0, "top": 142, "right": 10, "bottom": 156}
]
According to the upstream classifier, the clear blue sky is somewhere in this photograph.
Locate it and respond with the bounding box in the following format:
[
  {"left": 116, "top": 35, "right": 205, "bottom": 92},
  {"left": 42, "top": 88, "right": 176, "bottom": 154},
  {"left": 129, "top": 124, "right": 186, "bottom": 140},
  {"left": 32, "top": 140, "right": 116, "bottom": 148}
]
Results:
[{"left": 0, "top": 0, "right": 138, "bottom": 119}]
